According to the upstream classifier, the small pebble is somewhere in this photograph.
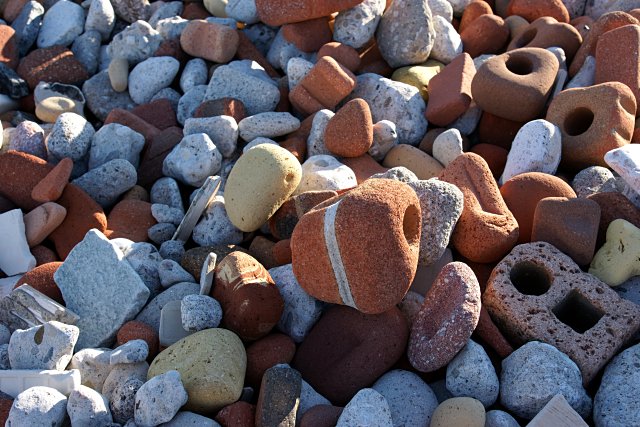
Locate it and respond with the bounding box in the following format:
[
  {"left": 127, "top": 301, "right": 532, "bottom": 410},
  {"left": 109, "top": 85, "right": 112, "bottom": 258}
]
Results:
[
  {"left": 446, "top": 339, "right": 500, "bottom": 407},
  {"left": 134, "top": 370, "right": 188, "bottom": 427},
  {"left": 158, "top": 259, "right": 196, "bottom": 288},
  {"left": 7, "top": 387, "right": 67, "bottom": 427},
  {"left": 163, "top": 133, "right": 222, "bottom": 187},
  {"left": 110, "top": 340, "right": 149, "bottom": 365},
  {"left": 181, "top": 294, "right": 223, "bottom": 331},
  {"left": 238, "top": 112, "right": 300, "bottom": 142},
  {"left": 336, "top": 388, "right": 393, "bottom": 427},
  {"left": 110, "top": 378, "right": 144, "bottom": 425},
  {"left": 67, "top": 385, "right": 113, "bottom": 427},
  {"left": 72, "top": 159, "right": 137, "bottom": 207}
]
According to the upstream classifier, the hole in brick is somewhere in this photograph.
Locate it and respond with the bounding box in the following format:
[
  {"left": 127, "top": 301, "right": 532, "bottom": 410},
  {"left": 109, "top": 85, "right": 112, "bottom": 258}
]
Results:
[
  {"left": 552, "top": 290, "right": 604, "bottom": 334},
  {"left": 510, "top": 261, "right": 551, "bottom": 295},
  {"left": 506, "top": 55, "right": 533, "bottom": 75},
  {"left": 564, "top": 107, "right": 594, "bottom": 136},
  {"left": 34, "top": 326, "right": 44, "bottom": 345},
  {"left": 514, "top": 28, "right": 538, "bottom": 48},
  {"left": 403, "top": 204, "right": 421, "bottom": 245}
]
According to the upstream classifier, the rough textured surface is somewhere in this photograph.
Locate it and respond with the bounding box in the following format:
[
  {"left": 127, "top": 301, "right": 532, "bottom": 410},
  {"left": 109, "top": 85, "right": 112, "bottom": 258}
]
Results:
[
  {"left": 336, "top": 388, "right": 393, "bottom": 426},
  {"left": 446, "top": 340, "right": 499, "bottom": 407}
]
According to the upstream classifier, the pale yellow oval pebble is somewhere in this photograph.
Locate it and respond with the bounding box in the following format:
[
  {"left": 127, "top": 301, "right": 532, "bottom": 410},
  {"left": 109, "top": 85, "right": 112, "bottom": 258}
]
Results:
[
  {"left": 35, "top": 96, "right": 78, "bottom": 123},
  {"left": 224, "top": 144, "right": 302, "bottom": 232},
  {"left": 383, "top": 144, "right": 444, "bottom": 180},
  {"left": 589, "top": 219, "right": 640, "bottom": 286},
  {"left": 430, "top": 397, "right": 486, "bottom": 427},
  {"left": 391, "top": 60, "right": 445, "bottom": 101},
  {"left": 148, "top": 328, "right": 246, "bottom": 413},
  {"left": 108, "top": 57, "right": 129, "bottom": 93},
  {"left": 203, "top": 0, "right": 228, "bottom": 17}
]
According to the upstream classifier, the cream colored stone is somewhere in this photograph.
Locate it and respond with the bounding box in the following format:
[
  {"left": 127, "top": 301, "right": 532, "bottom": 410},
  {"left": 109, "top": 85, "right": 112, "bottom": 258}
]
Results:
[
  {"left": 391, "top": 60, "right": 445, "bottom": 101},
  {"left": 224, "top": 144, "right": 301, "bottom": 232},
  {"left": 108, "top": 57, "right": 129, "bottom": 93},
  {"left": 589, "top": 219, "right": 640, "bottom": 286},
  {"left": 383, "top": 144, "right": 443, "bottom": 180},
  {"left": 23, "top": 202, "right": 67, "bottom": 247},
  {"left": 147, "top": 328, "right": 246, "bottom": 413},
  {"left": 35, "top": 97, "right": 78, "bottom": 123},
  {"left": 203, "top": 0, "right": 227, "bottom": 17},
  {"left": 430, "top": 397, "right": 486, "bottom": 427}
]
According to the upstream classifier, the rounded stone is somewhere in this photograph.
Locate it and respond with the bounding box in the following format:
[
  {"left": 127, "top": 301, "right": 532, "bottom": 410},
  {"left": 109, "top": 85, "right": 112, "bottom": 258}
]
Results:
[
  {"left": 430, "top": 397, "right": 486, "bottom": 427},
  {"left": 485, "top": 410, "right": 520, "bottom": 427},
  {"left": 224, "top": 144, "right": 302, "bottom": 232},
  {"left": 180, "top": 294, "right": 222, "bottom": 331},
  {"left": 129, "top": 56, "right": 180, "bottom": 105},
  {"left": 7, "top": 387, "right": 67, "bottom": 427},
  {"left": 245, "top": 333, "right": 296, "bottom": 388},
  {"left": 148, "top": 328, "right": 246, "bottom": 413},
  {"left": 162, "top": 133, "right": 222, "bottom": 187},
  {"left": 294, "top": 155, "right": 357, "bottom": 195},
  {"left": 110, "top": 377, "right": 143, "bottom": 424},
  {"left": 117, "top": 321, "right": 159, "bottom": 359},
  {"left": 336, "top": 388, "right": 393, "bottom": 427},
  {"left": 383, "top": 144, "right": 443, "bottom": 180},
  {"left": 47, "top": 112, "right": 95, "bottom": 162},
  {"left": 67, "top": 385, "right": 112, "bottom": 427},
  {"left": 15, "top": 261, "right": 63, "bottom": 303},
  {"left": 446, "top": 339, "right": 499, "bottom": 407},
  {"left": 324, "top": 98, "right": 373, "bottom": 158}
]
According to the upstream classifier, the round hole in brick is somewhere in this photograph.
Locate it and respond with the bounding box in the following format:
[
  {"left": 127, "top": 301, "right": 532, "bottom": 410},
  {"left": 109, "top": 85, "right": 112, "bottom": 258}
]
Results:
[
  {"left": 506, "top": 55, "right": 534, "bottom": 75},
  {"left": 33, "top": 326, "right": 44, "bottom": 345},
  {"left": 509, "top": 261, "right": 551, "bottom": 296},
  {"left": 403, "top": 204, "right": 420, "bottom": 245},
  {"left": 514, "top": 28, "right": 537, "bottom": 48},
  {"left": 564, "top": 107, "right": 594, "bottom": 136}
]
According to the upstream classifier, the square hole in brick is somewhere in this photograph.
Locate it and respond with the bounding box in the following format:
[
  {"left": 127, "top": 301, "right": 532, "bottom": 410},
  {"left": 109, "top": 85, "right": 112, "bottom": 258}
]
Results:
[
  {"left": 552, "top": 289, "right": 604, "bottom": 334},
  {"left": 509, "top": 261, "right": 552, "bottom": 296}
]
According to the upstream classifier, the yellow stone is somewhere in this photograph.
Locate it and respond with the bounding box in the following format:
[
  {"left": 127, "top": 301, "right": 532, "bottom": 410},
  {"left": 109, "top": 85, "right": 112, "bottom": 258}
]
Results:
[
  {"left": 383, "top": 144, "right": 444, "bottom": 180},
  {"left": 108, "top": 57, "right": 129, "bottom": 93},
  {"left": 148, "top": 328, "right": 246, "bottom": 413},
  {"left": 589, "top": 219, "right": 640, "bottom": 286},
  {"left": 431, "top": 397, "right": 486, "bottom": 427},
  {"left": 203, "top": 0, "right": 228, "bottom": 17},
  {"left": 35, "top": 96, "right": 78, "bottom": 123},
  {"left": 391, "top": 60, "right": 445, "bottom": 101}
]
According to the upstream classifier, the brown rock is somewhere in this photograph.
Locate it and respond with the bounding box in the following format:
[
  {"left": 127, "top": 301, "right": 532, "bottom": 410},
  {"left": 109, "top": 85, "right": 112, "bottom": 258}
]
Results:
[
  {"left": 272, "top": 239, "right": 292, "bottom": 265},
  {"left": 117, "top": 320, "right": 160, "bottom": 360},
  {"left": 418, "top": 128, "right": 446, "bottom": 155},
  {"left": 383, "top": 143, "right": 444, "bottom": 180},
  {"left": 299, "top": 405, "right": 344, "bottom": 427},
  {"left": 475, "top": 306, "right": 514, "bottom": 358},
  {"left": 357, "top": 40, "right": 394, "bottom": 77},
  {"left": 293, "top": 190, "right": 338, "bottom": 217},
  {"left": 408, "top": 262, "right": 481, "bottom": 372},
  {"left": 340, "top": 154, "right": 388, "bottom": 184},
  {"left": 268, "top": 198, "right": 298, "bottom": 240},
  {"left": 472, "top": 47, "right": 559, "bottom": 123},
  {"left": 137, "top": 126, "right": 182, "bottom": 189},
  {"left": 0, "top": 194, "right": 15, "bottom": 214},
  {"left": 507, "top": 0, "right": 570, "bottom": 23},
  {"left": 460, "top": 1, "right": 494, "bottom": 33},
  {"left": 460, "top": 14, "right": 510, "bottom": 58},
  {"left": 180, "top": 20, "right": 239, "bottom": 63},
  {"left": 317, "top": 42, "right": 361, "bottom": 73},
  {"left": 215, "top": 401, "right": 256, "bottom": 427},
  {"left": 283, "top": 17, "right": 332, "bottom": 53},
  {"left": 31, "top": 245, "right": 58, "bottom": 266},
  {"left": 325, "top": 98, "right": 373, "bottom": 158},
  {"left": 180, "top": 245, "right": 248, "bottom": 278},
  {"left": 587, "top": 192, "right": 640, "bottom": 247},
  {"left": 245, "top": 333, "right": 296, "bottom": 388},
  {"left": 48, "top": 184, "right": 107, "bottom": 260},
  {"left": 31, "top": 158, "right": 73, "bottom": 203},
  {"left": 106, "top": 200, "right": 156, "bottom": 242},
  {"left": 236, "top": 31, "right": 280, "bottom": 79},
  {"left": 0, "top": 151, "right": 53, "bottom": 210},
  {"left": 255, "top": 365, "right": 301, "bottom": 427},
  {"left": 104, "top": 108, "right": 161, "bottom": 142},
  {"left": 0, "top": 394, "right": 12, "bottom": 426},
  {"left": 248, "top": 236, "right": 277, "bottom": 270},
  {"left": 291, "top": 179, "right": 421, "bottom": 314},
  {"left": 426, "top": 53, "right": 476, "bottom": 127},
  {"left": 15, "top": 262, "right": 63, "bottom": 304},
  {"left": 213, "top": 251, "right": 284, "bottom": 341},
  {"left": 439, "top": 153, "right": 519, "bottom": 263},
  {"left": 0, "top": 25, "right": 18, "bottom": 69},
  {"left": 546, "top": 82, "right": 636, "bottom": 170},
  {"left": 477, "top": 112, "right": 523, "bottom": 149},
  {"left": 181, "top": 2, "right": 209, "bottom": 20},
  {"left": 571, "top": 15, "right": 593, "bottom": 39},
  {"left": 470, "top": 143, "right": 508, "bottom": 179},
  {"left": 131, "top": 99, "right": 177, "bottom": 131},
  {"left": 595, "top": 24, "right": 640, "bottom": 111},
  {"left": 292, "top": 305, "right": 408, "bottom": 405},
  {"left": 279, "top": 136, "right": 306, "bottom": 163},
  {"left": 153, "top": 38, "right": 189, "bottom": 65},
  {"left": 500, "top": 172, "right": 576, "bottom": 243},
  {"left": 17, "top": 46, "right": 88, "bottom": 89},
  {"left": 24, "top": 202, "right": 67, "bottom": 247},
  {"left": 255, "top": 0, "right": 362, "bottom": 26},
  {"left": 122, "top": 185, "right": 150, "bottom": 202},
  {"left": 3, "top": 0, "right": 29, "bottom": 23},
  {"left": 483, "top": 242, "right": 640, "bottom": 384},
  {"left": 194, "top": 98, "right": 247, "bottom": 122},
  {"left": 508, "top": 16, "right": 582, "bottom": 61}
]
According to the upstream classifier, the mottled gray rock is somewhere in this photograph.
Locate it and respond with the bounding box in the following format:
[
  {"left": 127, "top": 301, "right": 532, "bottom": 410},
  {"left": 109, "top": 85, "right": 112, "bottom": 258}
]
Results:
[
  {"left": 53, "top": 229, "right": 150, "bottom": 350},
  {"left": 111, "top": 0, "right": 151, "bottom": 23},
  {"left": 408, "top": 179, "right": 463, "bottom": 265},
  {"left": 37, "top": 0, "right": 84, "bottom": 48},
  {"left": 155, "top": 16, "right": 189, "bottom": 40},
  {"left": 616, "top": 276, "right": 640, "bottom": 309},
  {"left": 429, "top": 15, "right": 462, "bottom": 64},
  {"left": 266, "top": 28, "right": 314, "bottom": 71},
  {"left": 7, "top": 387, "right": 67, "bottom": 427},
  {"left": 256, "top": 365, "right": 301, "bottom": 427},
  {"left": 83, "top": 71, "right": 136, "bottom": 122},
  {"left": 110, "top": 340, "right": 149, "bottom": 365},
  {"left": 0, "top": 323, "right": 10, "bottom": 345},
  {"left": 134, "top": 370, "right": 188, "bottom": 427},
  {"left": 122, "top": 241, "right": 163, "bottom": 297},
  {"left": 371, "top": 166, "right": 419, "bottom": 183},
  {"left": 306, "top": 110, "right": 334, "bottom": 157},
  {"left": 177, "top": 85, "right": 207, "bottom": 125},
  {"left": 561, "top": 0, "right": 587, "bottom": 18},
  {"left": 0, "top": 344, "right": 10, "bottom": 369},
  {"left": 500, "top": 341, "right": 592, "bottom": 420},
  {"left": 428, "top": 0, "right": 453, "bottom": 21},
  {"left": 135, "top": 282, "right": 199, "bottom": 331},
  {"left": 151, "top": 87, "right": 181, "bottom": 111},
  {"left": 129, "top": 56, "right": 180, "bottom": 105},
  {"left": 72, "top": 159, "right": 137, "bottom": 207},
  {"left": 148, "top": 223, "right": 177, "bottom": 245},
  {"left": 294, "top": 155, "right": 357, "bottom": 195},
  {"left": 67, "top": 385, "right": 113, "bottom": 427},
  {"left": 297, "top": 377, "right": 331, "bottom": 419},
  {"left": 10, "top": 121, "right": 46, "bottom": 159},
  {"left": 89, "top": 123, "right": 145, "bottom": 170},
  {"left": 102, "top": 361, "right": 149, "bottom": 402},
  {"left": 376, "top": 0, "right": 435, "bottom": 68},
  {"left": 47, "top": 112, "right": 94, "bottom": 162},
  {"left": 160, "top": 411, "right": 220, "bottom": 426},
  {"left": 183, "top": 116, "right": 238, "bottom": 158},
  {"left": 242, "top": 23, "right": 276, "bottom": 56},
  {"left": 71, "top": 30, "right": 101, "bottom": 75},
  {"left": 447, "top": 0, "right": 474, "bottom": 15},
  {"left": 485, "top": 410, "right": 520, "bottom": 427},
  {"left": 11, "top": 0, "right": 44, "bottom": 56},
  {"left": 180, "top": 58, "right": 208, "bottom": 94},
  {"left": 8, "top": 321, "right": 79, "bottom": 371},
  {"left": 566, "top": 56, "right": 595, "bottom": 90},
  {"left": 192, "top": 194, "right": 243, "bottom": 246},
  {"left": 269, "top": 264, "right": 324, "bottom": 343},
  {"left": 347, "top": 73, "right": 427, "bottom": 145},
  {"left": 238, "top": 112, "right": 300, "bottom": 142},
  {"left": 151, "top": 177, "right": 184, "bottom": 213},
  {"left": 585, "top": 0, "right": 640, "bottom": 18},
  {"left": 85, "top": 0, "right": 116, "bottom": 40},
  {"left": 159, "top": 240, "right": 185, "bottom": 263},
  {"left": 334, "top": 0, "right": 386, "bottom": 49},
  {"left": 110, "top": 378, "right": 143, "bottom": 424},
  {"left": 446, "top": 340, "right": 499, "bottom": 407},
  {"left": 372, "top": 370, "right": 439, "bottom": 427},
  {"left": 204, "top": 60, "right": 280, "bottom": 115},
  {"left": 158, "top": 259, "right": 194, "bottom": 288},
  {"left": 337, "top": 388, "right": 393, "bottom": 427},
  {"left": 572, "top": 166, "right": 620, "bottom": 198},
  {"left": 286, "top": 57, "right": 313, "bottom": 90},
  {"left": 152, "top": 204, "right": 184, "bottom": 226},
  {"left": 181, "top": 294, "right": 222, "bottom": 331},
  {"left": 163, "top": 133, "right": 222, "bottom": 187},
  {"left": 226, "top": 0, "right": 259, "bottom": 24},
  {"left": 107, "top": 21, "right": 162, "bottom": 65},
  {"left": 369, "top": 120, "right": 398, "bottom": 161},
  {"left": 432, "top": 128, "right": 463, "bottom": 167},
  {"left": 69, "top": 348, "right": 114, "bottom": 392},
  {"left": 149, "top": 1, "right": 184, "bottom": 27}
]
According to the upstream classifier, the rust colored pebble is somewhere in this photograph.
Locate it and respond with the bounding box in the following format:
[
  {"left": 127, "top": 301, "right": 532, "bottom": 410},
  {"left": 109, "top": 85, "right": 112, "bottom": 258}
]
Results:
[
  {"left": 419, "top": 128, "right": 446, "bottom": 155},
  {"left": 292, "top": 305, "right": 408, "bottom": 405},
  {"left": 279, "top": 136, "right": 307, "bottom": 163},
  {"left": 255, "top": 0, "right": 362, "bottom": 26},
  {"left": 0, "top": 25, "right": 18, "bottom": 69},
  {"left": 291, "top": 179, "right": 421, "bottom": 314},
  {"left": 299, "top": 405, "right": 344, "bottom": 427},
  {"left": 153, "top": 38, "right": 190, "bottom": 65},
  {"left": 317, "top": 42, "right": 361, "bottom": 73},
  {"left": 248, "top": 236, "right": 278, "bottom": 270},
  {"left": 236, "top": 31, "right": 280, "bottom": 79},
  {"left": 439, "top": 153, "right": 519, "bottom": 263},
  {"left": 408, "top": 262, "right": 481, "bottom": 372},
  {"left": 31, "top": 245, "right": 58, "bottom": 266},
  {"left": 213, "top": 251, "right": 284, "bottom": 341},
  {"left": 460, "top": 14, "right": 510, "bottom": 59},
  {"left": 324, "top": 98, "right": 373, "bottom": 158},
  {"left": 507, "top": 17, "right": 582, "bottom": 61},
  {"left": 3, "top": 0, "right": 29, "bottom": 23},
  {"left": 31, "top": 158, "right": 73, "bottom": 203},
  {"left": 471, "top": 143, "right": 508, "bottom": 179},
  {"left": 245, "top": 333, "right": 296, "bottom": 387},
  {"left": 17, "top": 46, "right": 88, "bottom": 89},
  {"left": 0, "top": 395, "right": 12, "bottom": 426},
  {"left": 137, "top": 126, "right": 184, "bottom": 189},
  {"left": 588, "top": 192, "right": 640, "bottom": 247},
  {"left": 181, "top": 2, "right": 210, "bottom": 20},
  {"left": 106, "top": 200, "right": 156, "bottom": 242},
  {"left": 459, "top": 1, "right": 494, "bottom": 33},
  {"left": 426, "top": 53, "right": 476, "bottom": 127},
  {"left": 272, "top": 239, "right": 292, "bottom": 265},
  {"left": 630, "top": 8, "right": 640, "bottom": 20},
  {"left": 268, "top": 198, "right": 298, "bottom": 240},
  {"left": 570, "top": 11, "right": 639, "bottom": 77},
  {"left": 0, "top": 151, "right": 53, "bottom": 210},
  {"left": 116, "top": 321, "right": 160, "bottom": 359},
  {"left": 570, "top": 15, "right": 593, "bottom": 39},
  {"left": 215, "top": 401, "right": 256, "bottom": 427},
  {"left": 283, "top": 17, "right": 333, "bottom": 53},
  {"left": 194, "top": 98, "right": 247, "bottom": 122},
  {"left": 357, "top": 41, "right": 394, "bottom": 77},
  {"left": 471, "top": 47, "right": 559, "bottom": 123},
  {"left": 475, "top": 306, "right": 514, "bottom": 358},
  {"left": 546, "top": 82, "right": 636, "bottom": 170},
  {"left": 340, "top": 154, "right": 387, "bottom": 184},
  {"left": 104, "top": 108, "right": 161, "bottom": 142},
  {"left": 48, "top": 184, "right": 107, "bottom": 260},
  {"left": 293, "top": 190, "right": 338, "bottom": 217},
  {"left": 180, "top": 20, "right": 239, "bottom": 63},
  {"left": 289, "top": 56, "right": 356, "bottom": 116},
  {"left": 15, "top": 262, "right": 64, "bottom": 304},
  {"left": 275, "top": 76, "right": 291, "bottom": 113},
  {"left": 500, "top": 172, "right": 576, "bottom": 244},
  {"left": 595, "top": 24, "right": 640, "bottom": 111},
  {"left": 507, "top": 0, "right": 570, "bottom": 23},
  {"left": 131, "top": 99, "right": 177, "bottom": 131},
  {"left": 477, "top": 112, "right": 523, "bottom": 150}
]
